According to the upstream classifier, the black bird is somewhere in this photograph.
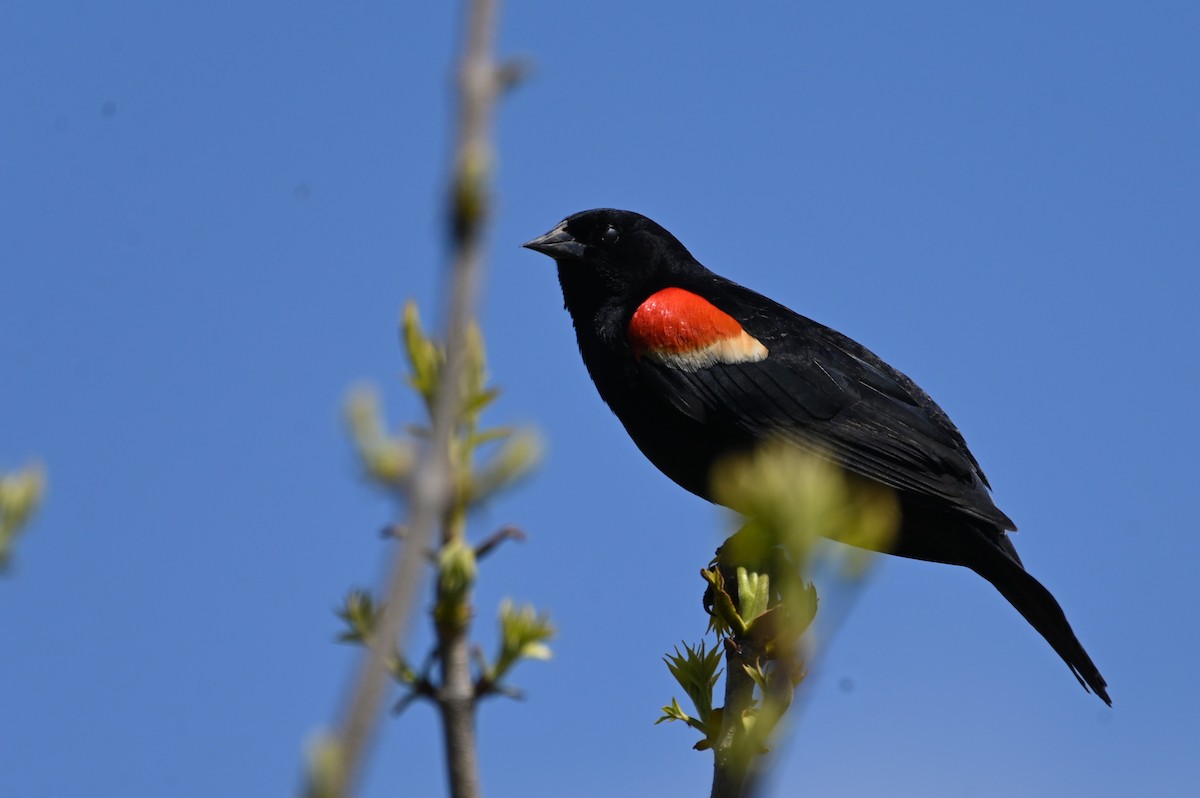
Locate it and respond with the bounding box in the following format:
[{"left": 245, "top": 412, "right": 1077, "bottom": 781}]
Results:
[{"left": 523, "top": 208, "right": 1109, "bottom": 704}]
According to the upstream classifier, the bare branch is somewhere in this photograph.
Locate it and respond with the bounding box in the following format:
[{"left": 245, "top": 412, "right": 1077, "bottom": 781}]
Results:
[{"left": 475, "top": 525, "right": 526, "bottom": 560}]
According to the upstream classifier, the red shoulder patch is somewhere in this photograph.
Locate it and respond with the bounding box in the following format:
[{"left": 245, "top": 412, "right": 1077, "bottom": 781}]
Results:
[{"left": 628, "top": 288, "right": 768, "bottom": 371}]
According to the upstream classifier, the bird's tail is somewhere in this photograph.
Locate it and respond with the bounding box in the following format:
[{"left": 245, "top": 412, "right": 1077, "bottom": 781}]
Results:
[{"left": 967, "top": 535, "right": 1111, "bottom": 705}]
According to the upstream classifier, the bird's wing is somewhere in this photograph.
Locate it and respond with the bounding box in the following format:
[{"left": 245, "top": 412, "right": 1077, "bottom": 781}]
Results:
[{"left": 631, "top": 282, "right": 1014, "bottom": 529}]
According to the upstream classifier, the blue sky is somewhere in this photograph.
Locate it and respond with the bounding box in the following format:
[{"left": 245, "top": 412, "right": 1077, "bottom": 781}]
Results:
[{"left": 2, "top": 1, "right": 1198, "bottom": 796}]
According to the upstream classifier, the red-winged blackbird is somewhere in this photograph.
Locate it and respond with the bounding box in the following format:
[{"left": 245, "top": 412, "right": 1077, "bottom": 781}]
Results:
[{"left": 524, "top": 208, "right": 1109, "bottom": 704}]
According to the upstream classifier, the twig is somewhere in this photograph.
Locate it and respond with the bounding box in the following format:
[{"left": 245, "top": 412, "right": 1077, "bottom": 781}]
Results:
[
  {"left": 326, "top": 0, "right": 506, "bottom": 794},
  {"left": 705, "top": 560, "right": 806, "bottom": 798},
  {"left": 475, "top": 525, "right": 526, "bottom": 560},
  {"left": 710, "top": 638, "right": 757, "bottom": 798},
  {"left": 437, "top": 614, "right": 480, "bottom": 798}
]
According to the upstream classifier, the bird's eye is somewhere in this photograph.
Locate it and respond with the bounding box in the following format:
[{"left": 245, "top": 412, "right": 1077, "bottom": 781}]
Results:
[{"left": 600, "top": 224, "right": 620, "bottom": 245}]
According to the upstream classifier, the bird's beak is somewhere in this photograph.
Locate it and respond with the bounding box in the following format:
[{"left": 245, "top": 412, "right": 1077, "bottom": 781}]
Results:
[{"left": 522, "top": 222, "right": 586, "bottom": 259}]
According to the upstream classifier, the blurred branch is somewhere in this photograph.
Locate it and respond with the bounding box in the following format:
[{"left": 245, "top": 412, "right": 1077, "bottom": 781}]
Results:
[{"left": 322, "top": 0, "right": 512, "bottom": 795}]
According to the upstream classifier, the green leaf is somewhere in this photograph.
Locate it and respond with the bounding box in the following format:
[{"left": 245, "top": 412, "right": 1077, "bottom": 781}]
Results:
[
  {"left": 465, "top": 428, "right": 542, "bottom": 505},
  {"left": 743, "top": 661, "right": 769, "bottom": 692},
  {"left": 471, "top": 425, "right": 514, "bottom": 446},
  {"left": 736, "top": 567, "right": 772, "bottom": 627},
  {"left": 463, "top": 386, "right": 502, "bottom": 418},
  {"left": 489, "top": 599, "right": 554, "bottom": 682},
  {"left": 659, "top": 640, "right": 724, "bottom": 750},
  {"left": 702, "top": 567, "right": 746, "bottom": 636},
  {"left": 462, "top": 322, "right": 490, "bottom": 418},
  {"left": 656, "top": 696, "right": 693, "bottom": 725},
  {"left": 336, "top": 589, "right": 381, "bottom": 644},
  {"left": 344, "top": 386, "right": 416, "bottom": 488},
  {"left": 663, "top": 640, "right": 723, "bottom": 720},
  {"left": 401, "top": 300, "right": 444, "bottom": 407},
  {"left": 389, "top": 652, "right": 416, "bottom": 685}
]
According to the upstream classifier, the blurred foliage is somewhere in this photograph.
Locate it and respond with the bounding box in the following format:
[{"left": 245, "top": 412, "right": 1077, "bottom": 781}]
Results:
[
  {"left": 711, "top": 443, "right": 898, "bottom": 572},
  {"left": 345, "top": 302, "right": 541, "bottom": 516},
  {"left": 658, "top": 445, "right": 899, "bottom": 792},
  {"left": 303, "top": 733, "right": 345, "bottom": 798},
  {"left": 0, "top": 462, "right": 46, "bottom": 573},
  {"left": 336, "top": 299, "right": 552, "bottom": 711},
  {"left": 335, "top": 589, "right": 382, "bottom": 645}
]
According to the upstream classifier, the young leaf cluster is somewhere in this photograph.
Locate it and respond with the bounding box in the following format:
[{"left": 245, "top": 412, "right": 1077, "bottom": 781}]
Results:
[
  {"left": 659, "top": 447, "right": 901, "bottom": 795},
  {"left": 337, "top": 299, "right": 552, "bottom": 716},
  {"left": 334, "top": 588, "right": 554, "bottom": 710},
  {"left": 480, "top": 599, "right": 554, "bottom": 696},
  {"left": 346, "top": 302, "right": 540, "bottom": 517},
  {"left": 655, "top": 641, "right": 724, "bottom": 750},
  {"left": 335, "top": 589, "right": 381, "bottom": 645}
]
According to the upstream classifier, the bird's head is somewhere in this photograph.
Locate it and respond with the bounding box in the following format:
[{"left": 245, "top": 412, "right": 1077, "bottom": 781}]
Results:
[{"left": 523, "top": 209, "right": 699, "bottom": 313}]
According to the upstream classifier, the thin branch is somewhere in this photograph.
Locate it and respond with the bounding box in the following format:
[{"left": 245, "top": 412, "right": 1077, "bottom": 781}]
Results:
[
  {"left": 326, "top": 0, "right": 506, "bottom": 794},
  {"left": 475, "top": 525, "right": 526, "bottom": 560},
  {"left": 437, "top": 617, "right": 480, "bottom": 798},
  {"left": 705, "top": 560, "right": 805, "bottom": 798},
  {"left": 710, "top": 639, "right": 757, "bottom": 798}
]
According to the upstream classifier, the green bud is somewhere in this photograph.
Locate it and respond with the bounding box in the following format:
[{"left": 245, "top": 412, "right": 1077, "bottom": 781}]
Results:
[
  {"left": 735, "top": 567, "right": 772, "bottom": 628},
  {"left": 438, "top": 539, "right": 478, "bottom": 601},
  {"left": 402, "top": 300, "right": 444, "bottom": 407},
  {"left": 336, "top": 588, "right": 381, "bottom": 644},
  {"left": 0, "top": 462, "right": 46, "bottom": 571},
  {"left": 301, "top": 733, "right": 344, "bottom": 798}
]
